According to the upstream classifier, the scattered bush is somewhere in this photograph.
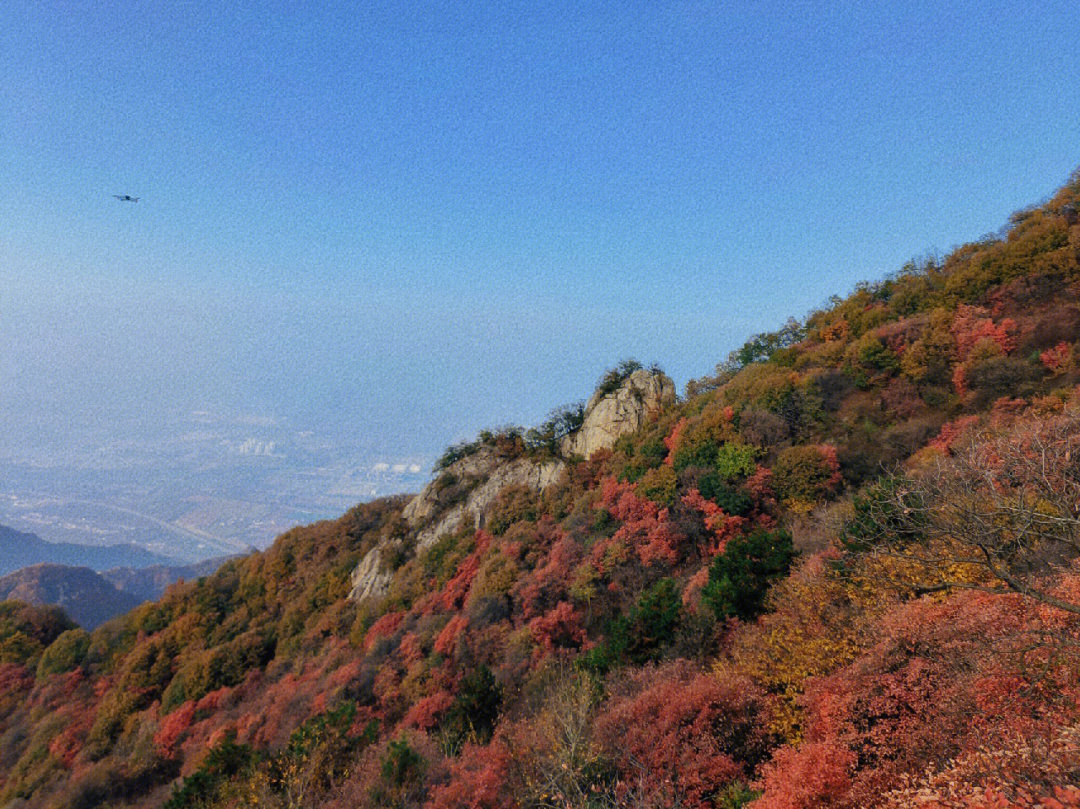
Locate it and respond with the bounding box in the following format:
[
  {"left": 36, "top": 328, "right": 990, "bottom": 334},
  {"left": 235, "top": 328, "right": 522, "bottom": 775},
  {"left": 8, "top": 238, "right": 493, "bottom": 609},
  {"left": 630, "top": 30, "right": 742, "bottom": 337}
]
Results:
[{"left": 702, "top": 529, "right": 796, "bottom": 621}]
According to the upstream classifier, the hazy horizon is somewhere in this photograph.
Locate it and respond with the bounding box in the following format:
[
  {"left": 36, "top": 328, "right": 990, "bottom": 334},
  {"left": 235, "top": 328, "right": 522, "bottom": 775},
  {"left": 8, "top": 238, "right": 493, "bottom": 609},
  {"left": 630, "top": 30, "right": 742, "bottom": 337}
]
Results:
[{"left": 3, "top": 1, "right": 1079, "bottom": 554}]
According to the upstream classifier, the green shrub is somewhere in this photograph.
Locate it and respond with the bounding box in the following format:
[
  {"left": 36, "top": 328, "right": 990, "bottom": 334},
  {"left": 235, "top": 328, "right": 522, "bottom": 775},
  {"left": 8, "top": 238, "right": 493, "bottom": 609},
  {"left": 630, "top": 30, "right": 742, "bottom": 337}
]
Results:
[
  {"left": 697, "top": 473, "right": 752, "bottom": 516},
  {"left": 715, "top": 442, "right": 759, "bottom": 482},
  {"left": 596, "top": 359, "right": 644, "bottom": 398},
  {"left": 164, "top": 732, "right": 252, "bottom": 809},
  {"left": 702, "top": 529, "right": 795, "bottom": 621},
  {"left": 37, "top": 628, "right": 90, "bottom": 678},
  {"left": 442, "top": 665, "right": 502, "bottom": 747},
  {"left": 381, "top": 738, "right": 424, "bottom": 787},
  {"left": 672, "top": 439, "right": 719, "bottom": 472},
  {"left": 582, "top": 578, "right": 682, "bottom": 672}
]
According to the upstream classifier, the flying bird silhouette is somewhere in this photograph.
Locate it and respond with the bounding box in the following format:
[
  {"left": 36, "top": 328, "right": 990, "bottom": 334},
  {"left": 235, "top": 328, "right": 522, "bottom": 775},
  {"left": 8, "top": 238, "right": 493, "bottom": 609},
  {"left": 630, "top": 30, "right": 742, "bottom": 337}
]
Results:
[{"left": 113, "top": 194, "right": 139, "bottom": 202}]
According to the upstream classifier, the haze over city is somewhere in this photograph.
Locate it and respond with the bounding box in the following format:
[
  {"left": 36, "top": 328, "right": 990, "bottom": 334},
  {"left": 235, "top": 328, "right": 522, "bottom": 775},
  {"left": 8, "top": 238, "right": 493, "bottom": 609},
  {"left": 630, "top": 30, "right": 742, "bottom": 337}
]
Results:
[{"left": 2, "top": 1, "right": 1078, "bottom": 556}]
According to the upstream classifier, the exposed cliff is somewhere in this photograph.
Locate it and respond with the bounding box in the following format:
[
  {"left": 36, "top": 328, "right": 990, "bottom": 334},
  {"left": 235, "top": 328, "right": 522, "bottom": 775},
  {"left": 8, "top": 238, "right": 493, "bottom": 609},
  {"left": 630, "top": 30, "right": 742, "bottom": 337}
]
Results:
[
  {"left": 349, "top": 368, "right": 674, "bottom": 602},
  {"left": 561, "top": 368, "right": 675, "bottom": 459}
]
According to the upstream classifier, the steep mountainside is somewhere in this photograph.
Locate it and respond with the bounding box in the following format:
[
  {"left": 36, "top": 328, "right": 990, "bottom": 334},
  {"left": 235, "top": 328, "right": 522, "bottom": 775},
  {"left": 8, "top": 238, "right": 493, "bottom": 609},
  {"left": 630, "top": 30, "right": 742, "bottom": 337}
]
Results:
[{"left": 2, "top": 171, "right": 1080, "bottom": 809}]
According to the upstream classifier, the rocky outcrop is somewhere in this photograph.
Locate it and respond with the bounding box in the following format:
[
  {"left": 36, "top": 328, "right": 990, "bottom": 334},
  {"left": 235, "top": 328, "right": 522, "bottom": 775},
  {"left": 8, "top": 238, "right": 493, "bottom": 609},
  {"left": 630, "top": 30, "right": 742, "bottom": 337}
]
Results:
[
  {"left": 401, "top": 447, "right": 499, "bottom": 527},
  {"left": 350, "top": 451, "right": 564, "bottom": 603},
  {"left": 410, "top": 456, "right": 564, "bottom": 551},
  {"left": 347, "top": 545, "right": 395, "bottom": 602},
  {"left": 349, "top": 368, "right": 673, "bottom": 604},
  {"left": 560, "top": 369, "right": 675, "bottom": 459}
]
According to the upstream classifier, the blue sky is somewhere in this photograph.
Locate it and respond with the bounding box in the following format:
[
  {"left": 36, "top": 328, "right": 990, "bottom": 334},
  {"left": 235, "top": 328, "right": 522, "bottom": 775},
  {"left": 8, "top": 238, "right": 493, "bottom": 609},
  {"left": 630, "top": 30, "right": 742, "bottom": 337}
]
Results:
[{"left": 2, "top": 0, "right": 1079, "bottom": 460}]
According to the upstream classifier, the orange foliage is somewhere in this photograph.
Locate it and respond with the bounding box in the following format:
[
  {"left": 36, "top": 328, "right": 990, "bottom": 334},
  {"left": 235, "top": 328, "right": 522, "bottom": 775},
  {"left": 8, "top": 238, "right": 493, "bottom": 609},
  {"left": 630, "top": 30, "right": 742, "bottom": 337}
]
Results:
[
  {"left": 425, "top": 739, "right": 515, "bottom": 809},
  {"left": 681, "top": 488, "right": 746, "bottom": 555},
  {"left": 438, "top": 532, "right": 492, "bottom": 610},
  {"left": 1041, "top": 341, "right": 1072, "bottom": 372},
  {"left": 403, "top": 690, "right": 455, "bottom": 730},
  {"left": 365, "top": 610, "right": 405, "bottom": 651},
  {"left": 601, "top": 477, "right": 685, "bottom": 567},
  {"left": 434, "top": 615, "right": 468, "bottom": 658},
  {"left": 952, "top": 305, "right": 1017, "bottom": 358},
  {"left": 663, "top": 417, "right": 689, "bottom": 466},
  {"left": 928, "top": 415, "right": 979, "bottom": 452},
  {"left": 752, "top": 741, "right": 856, "bottom": 809},
  {"left": 595, "top": 662, "right": 768, "bottom": 809},
  {"left": 528, "top": 601, "right": 586, "bottom": 652}
]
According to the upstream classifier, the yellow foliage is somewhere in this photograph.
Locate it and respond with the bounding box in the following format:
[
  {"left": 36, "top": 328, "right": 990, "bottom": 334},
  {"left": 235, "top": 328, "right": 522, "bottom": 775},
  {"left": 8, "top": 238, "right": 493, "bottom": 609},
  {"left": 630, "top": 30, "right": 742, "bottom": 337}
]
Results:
[
  {"left": 724, "top": 552, "right": 894, "bottom": 742},
  {"left": 470, "top": 552, "right": 520, "bottom": 600}
]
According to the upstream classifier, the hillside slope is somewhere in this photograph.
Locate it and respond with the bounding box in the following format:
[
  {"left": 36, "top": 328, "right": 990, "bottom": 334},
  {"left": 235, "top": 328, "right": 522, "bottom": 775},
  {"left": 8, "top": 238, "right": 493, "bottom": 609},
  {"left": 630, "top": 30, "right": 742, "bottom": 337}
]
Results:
[{"left": 2, "top": 171, "right": 1080, "bottom": 809}]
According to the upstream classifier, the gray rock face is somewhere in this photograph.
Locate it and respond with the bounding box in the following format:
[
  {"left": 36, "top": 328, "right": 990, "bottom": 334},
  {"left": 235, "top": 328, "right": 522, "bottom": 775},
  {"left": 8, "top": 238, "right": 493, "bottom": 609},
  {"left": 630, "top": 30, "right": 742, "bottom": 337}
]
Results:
[
  {"left": 349, "top": 368, "right": 673, "bottom": 604},
  {"left": 347, "top": 545, "right": 394, "bottom": 602},
  {"left": 411, "top": 456, "right": 564, "bottom": 551},
  {"left": 401, "top": 447, "right": 498, "bottom": 527},
  {"left": 350, "top": 452, "right": 564, "bottom": 603},
  {"left": 561, "top": 369, "right": 675, "bottom": 460}
]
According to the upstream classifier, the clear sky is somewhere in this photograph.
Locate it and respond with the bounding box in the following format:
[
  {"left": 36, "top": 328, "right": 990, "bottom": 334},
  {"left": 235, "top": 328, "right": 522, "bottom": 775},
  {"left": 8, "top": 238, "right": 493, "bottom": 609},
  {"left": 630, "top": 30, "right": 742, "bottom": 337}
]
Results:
[{"left": 2, "top": 1, "right": 1079, "bottom": 462}]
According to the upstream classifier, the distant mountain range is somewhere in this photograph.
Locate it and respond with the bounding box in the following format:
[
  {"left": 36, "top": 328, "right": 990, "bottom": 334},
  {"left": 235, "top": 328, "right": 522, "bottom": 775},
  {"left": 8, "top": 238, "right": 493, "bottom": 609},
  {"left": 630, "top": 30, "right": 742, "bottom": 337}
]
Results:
[
  {"left": 0, "top": 564, "right": 141, "bottom": 630},
  {"left": 0, "top": 524, "right": 236, "bottom": 627},
  {"left": 0, "top": 523, "right": 177, "bottom": 576},
  {"left": 100, "top": 556, "right": 229, "bottom": 602}
]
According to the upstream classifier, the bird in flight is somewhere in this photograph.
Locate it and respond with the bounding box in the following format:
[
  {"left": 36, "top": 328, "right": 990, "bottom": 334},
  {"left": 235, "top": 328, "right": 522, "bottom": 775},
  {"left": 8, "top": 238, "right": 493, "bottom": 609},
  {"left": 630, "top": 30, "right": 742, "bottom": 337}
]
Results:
[{"left": 113, "top": 194, "right": 140, "bottom": 202}]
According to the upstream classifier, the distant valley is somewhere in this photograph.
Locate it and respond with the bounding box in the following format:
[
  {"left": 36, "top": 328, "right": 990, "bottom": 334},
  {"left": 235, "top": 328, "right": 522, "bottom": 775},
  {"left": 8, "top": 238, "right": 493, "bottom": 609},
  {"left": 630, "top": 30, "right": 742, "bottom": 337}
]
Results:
[{"left": 0, "top": 409, "right": 429, "bottom": 562}]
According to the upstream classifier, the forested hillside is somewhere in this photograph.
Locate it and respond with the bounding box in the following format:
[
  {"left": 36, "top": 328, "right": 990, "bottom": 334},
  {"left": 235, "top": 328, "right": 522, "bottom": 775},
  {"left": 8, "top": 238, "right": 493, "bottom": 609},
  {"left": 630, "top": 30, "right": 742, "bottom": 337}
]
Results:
[{"left": 3, "top": 172, "right": 1080, "bottom": 808}]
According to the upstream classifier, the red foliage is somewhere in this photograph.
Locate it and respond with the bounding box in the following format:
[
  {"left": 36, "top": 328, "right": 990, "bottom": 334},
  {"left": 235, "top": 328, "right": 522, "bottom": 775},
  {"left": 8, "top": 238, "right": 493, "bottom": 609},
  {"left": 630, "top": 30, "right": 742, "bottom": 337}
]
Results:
[
  {"left": 425, "top": 739, "right": 515, "bottom": 809},
  {"left": 953, "top": 363, "right": 969, "bottom": 396},
  {"left": 328, "top": 658, "right": 364, "bottom": 690},
  {"left": 528, "top": 601, "right": 586, "bottom": 652},
  {"left": 155, "top": 700, "right": 197, "bottom": 757},
  {"left": 365, "top": 610, "right": 405, "bottom": 651},
  {"left": 952, "top": 305, "right": 1017, "bottom": 359},
  {"left": 1041, "top": 341, "right": 1071, "bottom": 371},
  {"left": 755, "top": 577, "right": 1080, "bottom": 808},
  {"left": 744, "top": 465, "right": 775, "bottom": 503},
  {"left": 195, "top": 686, "right": 232, "bottom": 715},
  {"left": 682, "top": 566, "right": 710, "bottom": 608},
  {"left": 513, "top": 529, "right": 581, "bottom": 619},
  {"left": 47, "top": 708, "right": 92, "bottom": 769},
  {"left": 664, "top": 417, "right": 689, "bottom": 466},
  {"left": 594, "top": 662, "right": 769, "bottom": 809},
  {"left": 438, "top": 532, "right": 492, "bottom": 611},
  {"left": 817, "top": 444, "right": 843, "bottom": 490},
  {"left": 875, "top": 317, "right": 924, "bottom": 356},
  {"left": 681, "top": 488, "right": 746, "bottom": 555},
  {"left": 752, "top": 742, "right": 856, "bottom": 809},
  {"left": 928, "top": 415, "right": 979, "bottom": 452},
  {"left": 399, "top": 632, "right": 424, "bottom": 666},
  {"left": 434, "top": 615, "right": 468, "bottom": 658},
  {"left": 403, "top": 690, "right": 455, "bottom": 730},
  {"left": 600, "top": 477, "right": 685, "bottom": 567}
]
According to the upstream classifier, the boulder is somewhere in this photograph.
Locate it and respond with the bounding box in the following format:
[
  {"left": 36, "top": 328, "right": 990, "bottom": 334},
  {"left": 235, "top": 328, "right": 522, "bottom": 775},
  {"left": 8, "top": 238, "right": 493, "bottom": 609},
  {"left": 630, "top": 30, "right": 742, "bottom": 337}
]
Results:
[{"left": 561, "top": 368, "right": 675, "bottom": 459}]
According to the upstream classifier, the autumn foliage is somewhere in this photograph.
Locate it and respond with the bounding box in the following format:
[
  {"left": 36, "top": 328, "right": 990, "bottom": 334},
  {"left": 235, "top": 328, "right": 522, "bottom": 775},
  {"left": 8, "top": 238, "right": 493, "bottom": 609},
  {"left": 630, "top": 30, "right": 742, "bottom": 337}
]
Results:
[{"left": 3, "top": 172, "right": 1080, "bottom": 808}]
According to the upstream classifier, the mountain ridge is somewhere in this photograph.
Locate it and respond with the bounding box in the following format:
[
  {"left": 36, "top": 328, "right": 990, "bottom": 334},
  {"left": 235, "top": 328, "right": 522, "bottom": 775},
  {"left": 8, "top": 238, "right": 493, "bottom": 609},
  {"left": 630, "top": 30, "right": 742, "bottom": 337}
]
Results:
[
  {"left": 0, "top": 523, "right": 178, "bottom": 577},
  {"left": 2, "top": 170, "right": 1080, "bottom": 808}
]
